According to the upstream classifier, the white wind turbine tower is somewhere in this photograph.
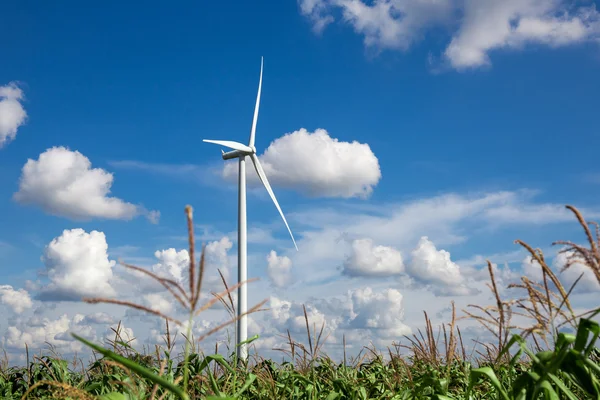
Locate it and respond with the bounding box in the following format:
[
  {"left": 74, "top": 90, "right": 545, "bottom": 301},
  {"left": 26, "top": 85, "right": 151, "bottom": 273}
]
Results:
[{"left": 203, "top": 57, "right": 298, "bottom": 361}]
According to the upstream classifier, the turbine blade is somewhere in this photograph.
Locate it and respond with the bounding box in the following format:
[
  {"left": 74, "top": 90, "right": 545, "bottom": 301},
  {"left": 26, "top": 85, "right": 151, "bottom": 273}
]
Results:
[
  {"left": 248, "top": 57, "right": 263, "bottom": 148},
  {"left": 203, "top": 140, "right": 252, "bottom": 153},
  {"left": 250, "top": 153, "right": 298, "bottom": 251}
]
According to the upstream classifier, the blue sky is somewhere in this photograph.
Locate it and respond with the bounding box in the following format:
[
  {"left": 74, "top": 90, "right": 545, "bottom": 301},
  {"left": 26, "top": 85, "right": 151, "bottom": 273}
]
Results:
[{"left": 0, "top": 0, "right": 599, "bottom": 363}]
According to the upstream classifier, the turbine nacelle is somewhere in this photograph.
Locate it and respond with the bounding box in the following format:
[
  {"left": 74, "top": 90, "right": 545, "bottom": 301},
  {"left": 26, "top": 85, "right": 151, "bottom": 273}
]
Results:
[
  {"left": 222, "top": 149, "right": 246, "bottom": 160},
  {"left": 209, "top": 142, "right": 258, "bottom": 161}
]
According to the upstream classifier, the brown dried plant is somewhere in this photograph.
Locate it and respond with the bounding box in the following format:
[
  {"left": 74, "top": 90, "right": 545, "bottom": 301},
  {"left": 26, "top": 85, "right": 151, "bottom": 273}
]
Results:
[
  {"left": 508, "top": 205, "right": 600, "bottom": 347},
  {"left": 555, "top": 205, "right": 600, "bottom": 284},
  {"left": 461, "top": 261, "right": 518, "bottom": 364},
  {"left": 463, "top": 205, "right": 600, "bottom": 364},
  {"left": 83, "top": 206, "right": 265, "bottom": 329},
  {"left": 274, "top": 304, "right": 330, "bottom": 373},
  {"left": 81, "top": 205, "right": 267, "bottom": 391},
  {"left": 399, "top": 301, "right": 466, "bottom": 369}
]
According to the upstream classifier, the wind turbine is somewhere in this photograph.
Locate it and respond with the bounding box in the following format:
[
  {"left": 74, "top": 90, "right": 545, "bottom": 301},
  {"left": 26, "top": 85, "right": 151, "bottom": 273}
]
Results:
[{"left": 203, "top": 57, "right": 298, "bottom": 361}]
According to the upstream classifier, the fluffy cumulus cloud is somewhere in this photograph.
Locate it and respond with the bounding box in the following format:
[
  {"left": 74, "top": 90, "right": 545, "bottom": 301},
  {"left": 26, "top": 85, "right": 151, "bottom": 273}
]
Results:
[
  {"left": 13, "top": 147, "right": 158, "bottom": 222},
  {"left": 147, "top": 237, "right": 233, "bottom": 296},
  {"left": 267, "top": 250, "right": 293, "bottom": 288},
  {"left": 152, "top": 248, "right": 190, "bottom": 284},
  {"left": 269, "top": 296, "right": 332, "bottom": 335},
  {"left": 223, "top": 128, "right": 381, "bottom": 198},
  {"left": 3, "top": 313, "right": 95, "bottom": 352},
  {"left": 0, "top": 285, "right": 33, "bottom": 313},
  {"left": 298, "top": 0, "right": 600, "bottom": 69},
  {"left": 268, "top": 286, "right": 411, "bottom": 349},
  {"left": 0, "top": 82, "right": 27, "bottom": 148},
  {"left": 407, "top": 237, "right": 476, "bottom": 296},
  {"left": 343, "top": 238, "right": 405, "bottom": 277},
  {"left": 38, "top": 229, "right": 117, "bottom": 301},
  {"left": 204, "top": 237, "right": 233, "bottom": 284},
  {"left": 143, "top": 293, "right": 174, "bottom": 315},
  {"left": 103, "top": 323, "right": 138, "bottom": 347},
  {"left": 345, "top": 287, "right": 411, "bottom": 341}
]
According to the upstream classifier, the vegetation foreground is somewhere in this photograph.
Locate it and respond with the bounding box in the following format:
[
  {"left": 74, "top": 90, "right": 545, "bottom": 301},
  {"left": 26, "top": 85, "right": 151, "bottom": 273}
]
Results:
[{"left": 1, "top": 205, "right": 599, "bottom": 399}]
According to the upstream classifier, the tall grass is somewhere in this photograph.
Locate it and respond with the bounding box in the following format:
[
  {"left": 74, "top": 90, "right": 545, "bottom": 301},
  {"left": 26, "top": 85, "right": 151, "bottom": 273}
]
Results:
[{"left": 0, "top": 205, "right": 598, "bottom": 399}]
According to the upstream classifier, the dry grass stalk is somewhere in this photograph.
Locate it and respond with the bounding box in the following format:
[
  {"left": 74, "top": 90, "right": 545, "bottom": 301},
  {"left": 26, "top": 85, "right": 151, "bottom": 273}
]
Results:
[
  {"left": 400, "top": 308, "right": 463, "bottom": 367},
  {"left": 554, "top": 205, "right": 600, "bottom": 283},
  {"left": 507, "top": 273, "right": 582, "bottom": 348},
  {"left": 507, "top": 206, "right": 600, "bottom": 344},
  {"left": 554, "top": 205, "right": 600, "bottom": 286},
  {"left": 82, "top": 205, "right": 266, "bottom": 346},
  {"left": 444, "top": 301, "right": 464, "bottom": 365},
  {"left": 274, "top": 305, "right": 329, "bottom": 373},
  {"left": 514, "top": 240, "right": 576, "bottom": 320},
  {"left": 21, "top": 379, "right": 95, "bottom": 400},
  {"left": 461, "top": 261, "right": 517, "bottom": 364},
  {"left": 104, "top": 321, "right": 138, "bottom": 358},
  {"left": 149, "top": 356, "right": 168, "bottom": 400},
  {"left": 461, "top": 205, "right": 600, "bottom": 363}
]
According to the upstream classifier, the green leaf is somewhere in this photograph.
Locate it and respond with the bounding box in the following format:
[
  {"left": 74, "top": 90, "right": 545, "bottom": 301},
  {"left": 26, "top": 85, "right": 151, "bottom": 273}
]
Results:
[
  {"left": 234, "top": 373, "right": 257, "bottom": 397},
  {"left": 546, "top": 372, "right": 579, "bottom": 400},
  {"left": 531, "top": 380, "right": 559, "bottom": 400},
  {"left": 467, "top": 367, "right": 510, "bottom": 400}
]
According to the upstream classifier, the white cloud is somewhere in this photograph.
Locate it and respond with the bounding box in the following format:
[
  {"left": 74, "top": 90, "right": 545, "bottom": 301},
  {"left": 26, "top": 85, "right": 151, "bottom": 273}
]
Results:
[
  {"left": 406, "top": 237, "right": 477, "bottom": 296},
  {"left": 14, "top": 146, "right": 157, "bottom": 221},
  {"left": 553, "top": 250, "right": 600, "bottom": 292},
  {"left": 267, "top": 285, "right": 411, "bottom": 349},
  {"left": 205, "top": 237, "right": 234, "bottom": 284},
  {"left": 299, "top": 0, "right": 453, "bottom": 51},
  {"left": 0, "top": 285, "right": 33, "bottom": 313},
  {"left": 103, "top": 323, "right": 138, "bottom": 347},
  {"left": 299, "top": 0, "right": 335, "bottom": 33},
  {"left": 269, "top": 296, "right": 331, "bottom": 335},
  {"left": 3, "top": 313, "right": 95, "bottom": 351},
  {"left": 82, "top": 312, "right": 116, "bottom": 325},
  {"left": 521, "top": 254, "right": 544, "bottom": 282},
  {"left": 147, "top": 210, "right": 161, "bottom": 224},
  {"left": 152, "top": 248, "right": 190, "bottom": 284},
  {"left": 345, "top": 287, "right": 411, "bottom": 341},
  {"left": 38, "top": 229, "right": 117, "bottom": 301},
  {"left": 143, "top": 293, "right": 174, "bottom": 315},
  {"left": 445, "top": 0, "right": 600, "bottom": 69},
  {"left": 288, "top": 190, "right": 596, "bottom": 287},
  {"left": 481, "top": 201, "right": 591, "bottom": 224},
  {"left": 408, "top": 237, "right": 462, "bottom": 285},
  {"left": 343, "top": 238, "right": 405, "bottom": 277},
  {"left": 222, "top": 128, "right": 381, "bottom": 198},
  {"left": 462, "top": 261, "right": 520, "bottom": 286},
  {"left": 0, "top": 82, "right": 27, "bottom": 148},
  {"left": 298, "top": 0, "right": 600, "bottom": 70},
  {"left": 144, "top": 237, "right": 233, "bottom": 301},
  {"left": 267, "top": 250, "right": 293, "bottom": 288}
]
